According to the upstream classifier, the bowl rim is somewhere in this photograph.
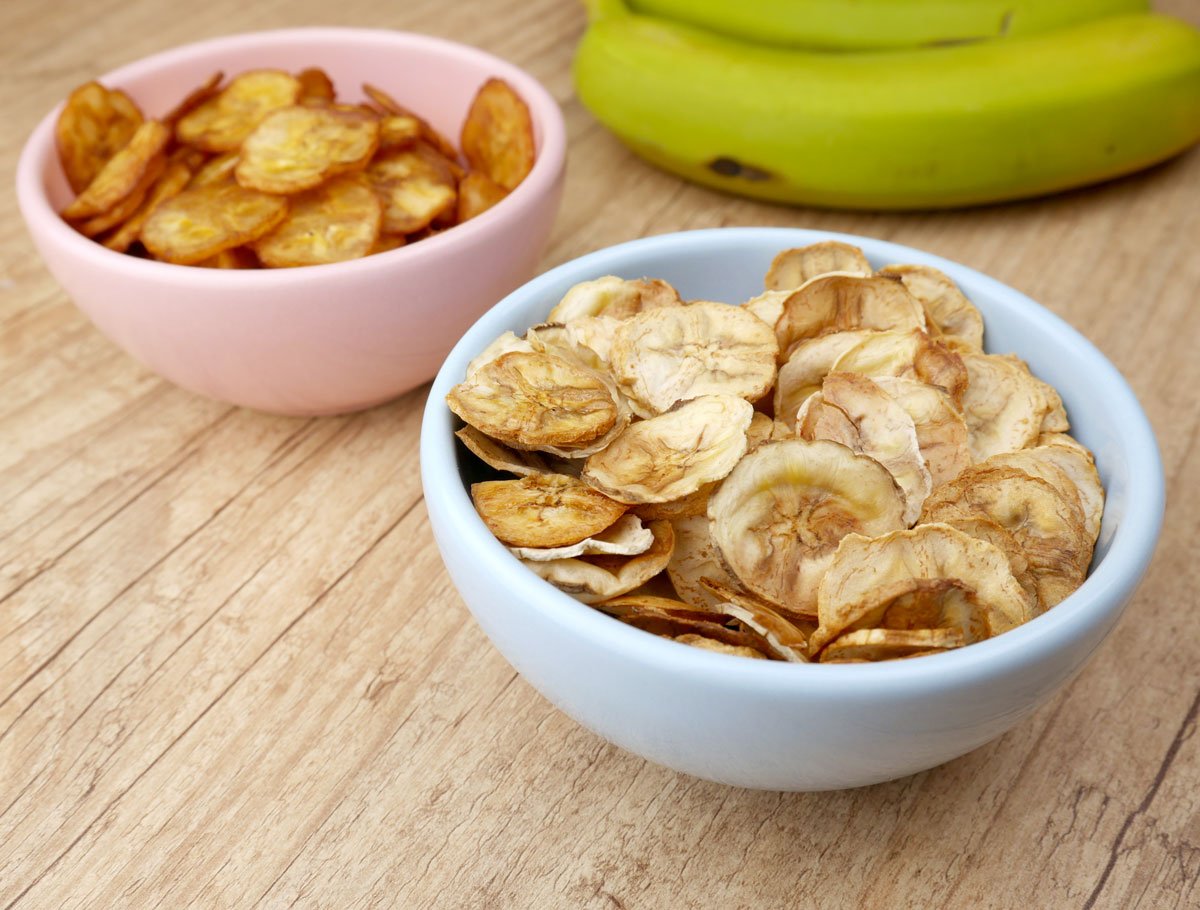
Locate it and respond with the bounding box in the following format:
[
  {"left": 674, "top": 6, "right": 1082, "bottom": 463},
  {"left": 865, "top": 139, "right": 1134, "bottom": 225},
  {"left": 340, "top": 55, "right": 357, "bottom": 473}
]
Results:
[
  {"left": 421, "top": 226, "right": 1165, "bottom": 695},
  {"left": 15, "top": 26, "right": 567, "bottom": 283}
]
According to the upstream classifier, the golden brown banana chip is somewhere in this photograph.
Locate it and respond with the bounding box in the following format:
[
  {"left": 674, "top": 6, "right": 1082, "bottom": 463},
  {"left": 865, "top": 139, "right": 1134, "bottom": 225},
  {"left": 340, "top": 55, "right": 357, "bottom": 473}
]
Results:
[
  {"left": 447, "top": 351, "right": 622, "bottom": 453},
  {"left": 708, "top": 439, "right": 906, "bottom": 616},
  {"left": 1035, "top": 434, "right": 1105, "bottom": 543},
  {"left": 699, "top": 577, "right": 812, "bottom": 661},
  {"left": 102, "top": 158, "right": 193, "bottom": 252},
  {"left": 61, "top": 120, "right": 171, "bottom": 221},
  {"left": 666, "top": 514, "right": 742, "bottom": 611},
  {"left": 509, "top": 513, "right": 653, "bottom": 561},
  {"left": 369, "top": 233, "right": 407, "bottom": 255},
  {"left": 819, "top": 627, "right": 964, "bottom": 663},
  {"left": 774, "top": 330, "right": 876, "bottom": 426},
  {"left": 872, "top": 377, "right": 971, "bottom": 489},
  {"left": 959, "top": 352, "right": 1051, "bottom": 460},
  {"left": 362, "top": 83, "right": 460, "bottom": 161},
  {"left": 764, "top": 241, "right": 872, "bottom": 290},
  {"left": 455, "top": 426, "right": 550, "bottom": 477},
  {"left": 161, "top": 71, "right": 224, "bottom": 126},
  {"left": 236, "top": 105, "right": 380, "bottom": 195},
  {"left": 525, "top": 520, "right": 674, "bottom": 604},
  {"left": 920, "top": 465, "right": 1090, "bottom": 612},
  {"left": 296, "top": 67, "right": 335, "bottom": 103},
  {"left": 175, "top": 69, "right": 301, "bottom": 152},
  {"left": 188, "top": 151, "right": 239, "bottom": 188},
  {"left": 597, "top": 595, "right": 772, "bottom": 657},
  {"left": 460, "top": 77, "right": 535, "bottom": 191},
  {"left": 774, "top": 274, "right": 926, "bottom": 356},
  {"left": 55, "top": 81, "right": 144, "bottom": 194},
  {"left": 878, "top": 264, "right": 983, "bottom": 352},
  {"left": 548, "top": 277, "right": 683, "bottom": 323},
  {"left": 377, "top": 114, "right": 422, "bottom": 151},
  {"left": 610, "top": 301, "right": 778, "bottom": 417},
  {"left": 366, "top": 144, "right": 457, "bottom": 235},
  {"left": 456, "top": 170, "right": 508, "bottom": 222},
  {"left": 832, "top": 329, "right": 968, "bottom": 408},
  {"left": 252, "top": 174, "right": 381, "bottom": 267},
  {"left": 76, "top": 154, "right": 165, "bottom": 237},
  {"left": 582, "top": 395, "right": 753, "bottom": 504},
  {"left": 471, "top": 473, "right": 626, "bottom": 548},
  {"left": 141, "top": 182, "right": 289, "bottom": 265},
  {"left": 194, "top": 247, "right": 259, "bottom": 269}
]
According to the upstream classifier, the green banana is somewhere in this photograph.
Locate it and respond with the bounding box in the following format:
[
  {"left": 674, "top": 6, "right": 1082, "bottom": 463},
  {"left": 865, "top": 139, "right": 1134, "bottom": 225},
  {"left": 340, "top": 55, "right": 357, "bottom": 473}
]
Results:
[
  {"left": 628, "top": 0, "right": 1149, "bottom": 52},
  {"left": 573, "top": 1, "right": 1200, "bottom": 209}
]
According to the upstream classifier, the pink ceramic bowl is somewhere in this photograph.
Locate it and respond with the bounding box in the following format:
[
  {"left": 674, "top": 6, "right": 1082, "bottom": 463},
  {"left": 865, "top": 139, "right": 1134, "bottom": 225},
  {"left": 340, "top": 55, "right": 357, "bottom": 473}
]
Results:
[{"left": 16, "top": 28, "right": 566, "bottom": 415}]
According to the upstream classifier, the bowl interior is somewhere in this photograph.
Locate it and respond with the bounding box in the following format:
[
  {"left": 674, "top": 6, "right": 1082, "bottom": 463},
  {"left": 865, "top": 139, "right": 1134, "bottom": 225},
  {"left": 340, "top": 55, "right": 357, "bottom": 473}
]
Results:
[{"left": 430, "top": 227, "right": 1164, "bottom": 663}]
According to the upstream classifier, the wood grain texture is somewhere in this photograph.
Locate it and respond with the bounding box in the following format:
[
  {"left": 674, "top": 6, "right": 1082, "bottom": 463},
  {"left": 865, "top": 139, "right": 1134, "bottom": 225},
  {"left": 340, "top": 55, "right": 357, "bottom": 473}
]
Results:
[{"left": 3, "top": 0, "right": 1199, "bottom": 906}]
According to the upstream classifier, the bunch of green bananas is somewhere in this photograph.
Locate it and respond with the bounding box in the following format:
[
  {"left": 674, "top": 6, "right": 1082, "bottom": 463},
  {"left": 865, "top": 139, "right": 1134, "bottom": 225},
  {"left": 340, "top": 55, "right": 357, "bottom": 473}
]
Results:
[{"left": 573, "top": 0, "right": 1200, "bottom": 208}]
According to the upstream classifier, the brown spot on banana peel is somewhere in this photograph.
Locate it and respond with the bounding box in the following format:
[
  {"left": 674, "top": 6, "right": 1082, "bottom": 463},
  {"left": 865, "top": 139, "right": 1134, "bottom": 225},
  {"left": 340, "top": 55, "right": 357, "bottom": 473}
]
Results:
[{"left": 707, "top": 157, "right": 774, "bottom": 182}]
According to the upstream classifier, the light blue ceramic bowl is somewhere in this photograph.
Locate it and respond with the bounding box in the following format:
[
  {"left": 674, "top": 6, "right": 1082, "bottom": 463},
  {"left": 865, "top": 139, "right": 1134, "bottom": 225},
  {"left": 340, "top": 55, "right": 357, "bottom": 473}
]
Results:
[{"left": 420, "top": 228, "right": 1164, "bottom": 790}]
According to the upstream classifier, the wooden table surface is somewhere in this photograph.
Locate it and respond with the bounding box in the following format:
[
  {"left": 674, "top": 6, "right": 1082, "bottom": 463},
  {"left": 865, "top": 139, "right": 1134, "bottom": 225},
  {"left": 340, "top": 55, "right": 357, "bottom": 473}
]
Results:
[{"left": 3, "top": 0, "right": 1199, "bottom": 907}]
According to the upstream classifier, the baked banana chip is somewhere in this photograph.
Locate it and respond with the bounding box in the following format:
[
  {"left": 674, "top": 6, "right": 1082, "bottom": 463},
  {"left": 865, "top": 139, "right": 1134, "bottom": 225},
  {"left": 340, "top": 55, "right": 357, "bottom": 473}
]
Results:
[
  {"left": 765, "top": 241, "right": 872, "bottom": 290},
  {"left": 465, "top": 331, "right": 535, "bottom": 377},
  {"left": 872, "top": 377, "right": 971, "bottom": 489},
  {"left": 61, "top": 120, "right": 171, "bottom": 221},
  {"left": 141, "top": 182, "right": 289, "bottom": 265},
  {"left": 708, "top": 439, "right": 906, "bottom": 616},
  {"left": 253, "top": 174, "right": 382, "bottom": 267},
  {"left": 611, "top": 301, "right": 778, "bottom": 417},
  {"left": 583, "top": 394, "right": 753, "bottom": 504},
  {"left": 596, "top": 594, "right": 773, "bottom": 657},
  {"left": 509, "top": 513, "right": 653, "bottom": 560},
  {"left": 820, "top": 627, "right": 965, "bottom": 663},
  {"left": 699, "top": 577, "right": 812, "bottom": 661},
  {"left": 959, "top": 352, "right": 1051, "bottom": 460},
  {"left": 774, "top": 273, "right": 926, "bottom": 357},
  {"left": 878, "top": 264, "right": 984, "bottom": 352},
  {"left": 236, "top": 105, "right": 380, "bottom": 195},
  {"left": 454, "top": 426, "right": 550, "bottom": 477},
  {"left": 831, "top": 329, "right": 968, "bottom": 407},
  {"left": 741, "top": 289, "right": 792, "bottom": 331},
  {"left": 745, "top": 411, "right": 792, "bottom": 452},
  {"left": 665, "top": 514, "right": 742, "bottom": 611},
  {"left": 526, "top": 316, "right": 620, "bottom": 373},
  {"left": 523, "top": 520, "right": 674, "bottom": 604},
  {"left": 447, "top": 351, "right": 623, "bottom": 454},
  {"left": 1035, "top": 434, "right": 1105, "bottom": 544},
  {"left": 471, "top": 473, "right": 626, "bottom": 548},
  {"left": 176, "top": 69, "right": 301, "bottom": 152},
  {"left": 812, "top": 523, "right": 1032, "bottom": 654},
  {"left": 547, "top": 276, "right": 683, "bottom": 323},
  {"left": 773, "top": 330, "right": 875, "bottom": 426},
  {"left": 55, "top": 81, "right": 144, "bottom": 193}
]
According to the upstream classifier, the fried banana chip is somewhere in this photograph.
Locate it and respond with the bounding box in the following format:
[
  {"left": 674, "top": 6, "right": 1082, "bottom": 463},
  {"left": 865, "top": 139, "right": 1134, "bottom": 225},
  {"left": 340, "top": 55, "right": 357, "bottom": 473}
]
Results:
[
  {"left": 195, "top": 247, "right": 259, "bottom": 269},
  {"left": 797, "top": 373, "right": 931, "bottom": 527},
  {"left": 76, "top": 153, "right": 165, "bottom": 237},
  {"left": 774, "top": 330, "right": 876, "bottom": 426},
  {"left": 455, "top": 425, "right": 550, "bottom": 477},
  {"left": 252, "top": 174, "right": 381, "bottom": 267},
  {"left": 55, "top": 81, "right": 144, "bottom": 194},
  {"left": 525, "top": 520, "right": 674, "bottom": 604},
  {"left": 774, "top": 274, "right": 926, "bottom": 357},
  {"left": 236, "top": 105, "right": 380, "bottom": 194},
  {"left": 583, "top": 395, "right": 753, "bottom": 504},
  {"left": 526, "top": 316, "right": 620, "bottom": 373},
  {"left": 611, "top": 301, "right": 778, "bottom": 417},
  {"left": 61, "top": 120, "right": 171, "bottom": 221},
  {"left": 460, "top": 77, "right": 535, "bottom": 191},
  {"left": 465, "top": 330, "right": 535, "bottom": 377},
  {"left": 176, "top": 69, "right": 301, "bottom": 152},
  {"left": 366, "top": 144, "right": 457, "bottom": 234},
  {"left": 161, "top": 71, "right": 224, "bottom": 126},
  {"left": 699, "top": 577, "right": 812, "bottom": 661},
  {"left": 666, "top": 514, "right": 743, "bottom": 611},
  {"left": 141, "top": 182, "right": 288, "bottom": 265},
  {"left": 471, "top": 473, "right": 626, "bottom": 548},
  {"left": 377, "top": 114, "right": 422, "bottom": 151},
  {"left": 362, "top": 83, "right": 460, "bottom": 160},
  {"left": 597, "top": 594, "right": 772, "bottom": 657},
  {"left": 447, "top": 351, "right": 623, "bottom": 454},
  {"left": 189, "top": 151, "right": 239, "bottom": 188},
  {"left": 509, "top": 513, "right": 653, "bottom": 560},
  {"left": 708, "top": 439, "right": 906, "bottom": 616},
  {"left": 959, "top": 352, "right": 1051, "bottom": 461},
  {"left": 456, "top": 170, "right": 508, "bottom": 222},
  {"left": 764, "top": 241, "right": 872, "bottom": 290},
  {"left": 296, "top": 67, "right": 335, "bottom": 104},
  {"left": 872, "top": 377, "right": 972, "bottom": 489},
  {"left": 102, "top": 158, "right": 192, "bottom": 252},
  {"left": 878, "top": 264, "right": 984, "bottom": 352},
  {"left": 1036, "top": 434, "right": 1105, "bottom": 544},
  {"left": 831, "top": 329, "right": 968, "bottom": 407},
  {"left": 819, "top": 627, "right": 964, "bottom": 663},
  {"left": 547, "top": 276, "right": 682, "bottom": 323},
  {"left": 920, "top": 465, "right": 1090, "bottom": 612}
]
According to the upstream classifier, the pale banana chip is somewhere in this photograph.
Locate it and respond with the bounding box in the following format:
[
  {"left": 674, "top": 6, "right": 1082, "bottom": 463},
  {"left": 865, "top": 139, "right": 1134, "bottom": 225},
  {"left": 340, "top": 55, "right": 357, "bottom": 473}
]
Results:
[
  {"left": 525, "top": 520, "right": 674, "bottom": 604},
  {"left": 746, "top": 411, "right": 792, "bottom": 452},
  {"left": 596, "top": 595, "right": 773, "bottom": 657},
  {"left": 832, "top": 329, "right": 968, "bottom": 407},
  {"left": 774, "top": 274, "right": 926, "bottom": 357},
  {"left": 611, "top": 301, "right": 778, "bottom": 417},
  {"left": 812, "top": 523, "right": 1032, "bottom": 654},
  {"left": 765, "top": 241, "right": 872, "bottom": 290},
  {"left": 526, "top": 316, "right": 620, "bottom": 373},
  {"left": 959, "top": 352, "right": 1050, "bottom": 461},
  {"left": 774, "top": 330, "right": 876, "bottom": 427},
  {"left": 447, "top": 351, "right": 622, "bottom": 453},
  {"left": 819, "top": 627, "right": 965, "bottom": 663},
  {"left": 932, "top": 515, "right": 1038, "bottom": 602},
  {"left": 454, "top": 425, "right": 550, "bottom": 477},
  {"left": 236, "top": 105, "right": 380, "bottom": 195},
  {"left": 708, "top": 439, "right": 906, "bottom": 616},
  {"left": 1036, "top": 379, "right": 1070, "bottom": 433},
  {"left": 920, "top": 465, "right": 1090, "bottom": 612},
  {"left": 741, "top": 289, "right": 792, "bottom": 331},
  {"left": 872, "top": 377, "right": 972, "bottom": 489},
  {"left": 583, "top": 394, "right": 753, "bottom": 503},
  {"left": 672, "top": 634, "right": 766, "bottom": 659},
  {"left": 509, "top": 513, "right": 653, "bottom": 560},
  {"left": 548, "top": 276, "right": 683, "bottom": 322},
  {"left": 630, "top": 484, "right": 715, "bottom": 521},
  {"left": 465, "top": 331, "right": 535, "bottom": 377},
  {"left": 699, "top": 577, "right": 812, "bottom": 661},
  {"left": 1036, "top": 434, "right": 1104, "bottom": 544},
  {"left": 798, "top": 372, "right": 931, "bottom": 527},
  {"left": 471, "top": 473, "right": 626, "bottom": 548},
  {"left": 878, "top": 264, "right": 984, "bottom": 352},
  {"left": 666, "top": 514, "right": 742, "bottom": 611}
]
